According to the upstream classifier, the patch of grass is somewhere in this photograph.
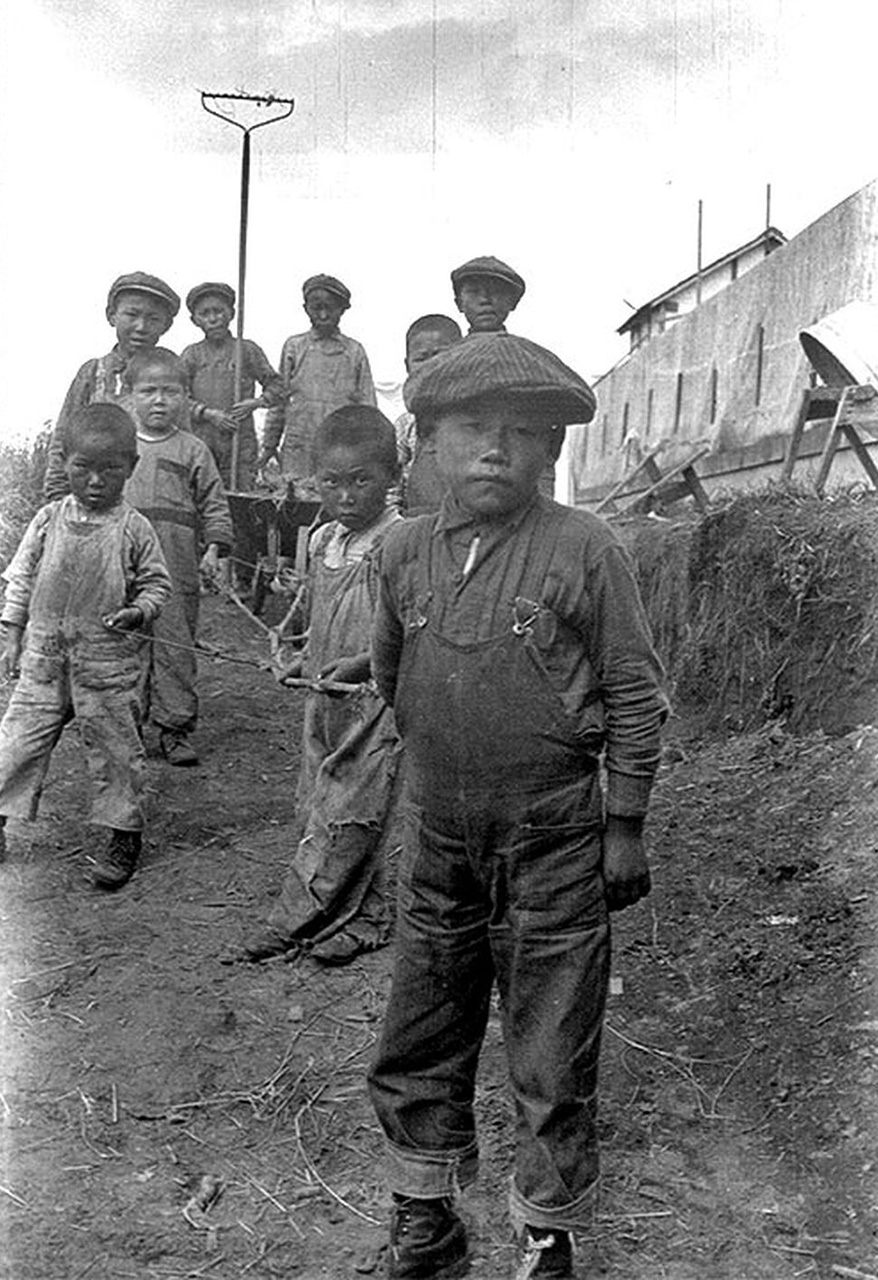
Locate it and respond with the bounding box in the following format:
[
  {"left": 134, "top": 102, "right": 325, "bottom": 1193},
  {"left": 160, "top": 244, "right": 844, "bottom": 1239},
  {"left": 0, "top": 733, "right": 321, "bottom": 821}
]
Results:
[
  {"left": 623, "top": 487, "right": 878, "bottom": 734},
  {"left": 0, "top": 431, "right": 49, "bottom": 569}
]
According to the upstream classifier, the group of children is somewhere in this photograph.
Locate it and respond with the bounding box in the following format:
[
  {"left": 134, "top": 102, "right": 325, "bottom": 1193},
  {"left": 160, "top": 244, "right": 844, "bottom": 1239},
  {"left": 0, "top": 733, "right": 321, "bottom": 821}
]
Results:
[{"left": 0, "top": 252, "right": 668, "bottom": 1279}]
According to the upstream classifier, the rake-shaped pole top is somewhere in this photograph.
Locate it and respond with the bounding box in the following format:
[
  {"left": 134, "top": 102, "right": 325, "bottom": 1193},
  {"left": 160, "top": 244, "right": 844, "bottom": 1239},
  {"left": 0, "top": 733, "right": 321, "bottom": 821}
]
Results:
[{"left": 200, "top": 90, "right": 295, "bottom": 134}]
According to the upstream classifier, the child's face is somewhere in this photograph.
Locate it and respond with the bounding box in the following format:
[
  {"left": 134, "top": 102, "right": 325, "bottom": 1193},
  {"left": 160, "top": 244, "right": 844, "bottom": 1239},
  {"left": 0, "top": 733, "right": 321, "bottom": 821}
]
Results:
[
  {"left": 65, "top": 434, "right": 136, "bottom": 512},
  {"left": 110, "top": 290, "right": 173, "bottom": 356},
  {"left": 130, "top": 363, "right": 186, "bottom": 436},
  {"left": 405, "top": 328, "right": 458, "bottom": 375},
  {"left": 316, "top": 445, "right": 392, "bottom": 532},
  {"left": 192, "top": 295, "right": 233, "bottom": 341},
  {"left": 304, "top": 289, "right": 346, "bottom": 336},
  {"left": 456, "top": 278, "right": 519, "bottom": 332},
  {"left": 434, "top": 397, "right": 559, "bottom": 518}
]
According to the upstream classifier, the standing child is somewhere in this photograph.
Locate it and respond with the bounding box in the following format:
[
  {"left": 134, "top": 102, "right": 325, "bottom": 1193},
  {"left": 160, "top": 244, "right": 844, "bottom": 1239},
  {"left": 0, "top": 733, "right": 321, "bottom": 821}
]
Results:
[
  {"left": 0, "top": 404, "right": 171, "bottom": 888},
  {"left": 124, "top": 348, "right": 234, "bottom": 767},
  {"left": 180, "top": 281, "right": 285, "bottom": 492},
  {"left": 394, "top": 314, "right": 461, "bottom": 516},
  {"left": 259, "top": 274, "right": 377, "bottom": 493},
  {"left": 245, "top": 405, "right": 402, "bottom": 965},
  {"left": 367, "top": 333, "right": 668, "bottom": 1279},
  {"left": 44, "top": 271, "right": 181, "bottom": 501},
  {"left": 450, "top": 255, "right": 526, "bottom": 335}
]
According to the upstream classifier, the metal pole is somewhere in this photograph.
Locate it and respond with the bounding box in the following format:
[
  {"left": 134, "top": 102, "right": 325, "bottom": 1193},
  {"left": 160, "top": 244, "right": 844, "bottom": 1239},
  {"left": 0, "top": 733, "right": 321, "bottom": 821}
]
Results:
[
  {"left": 232, "top": 130, "right": 251, "bottom": 489},
  {"left": 696, "top": 198, "right": 703, "bottom": 308},
  {"left": 200, "top": 92, "right": 294, "bottom": 491}
]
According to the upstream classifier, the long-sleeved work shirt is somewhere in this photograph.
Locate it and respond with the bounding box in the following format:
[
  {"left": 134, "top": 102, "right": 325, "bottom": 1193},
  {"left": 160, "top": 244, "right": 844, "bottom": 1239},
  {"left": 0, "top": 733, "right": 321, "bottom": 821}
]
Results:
[
  {"left": 373, "top": 493, "right": 668, "bottom": 818},
  {"left": 124, "top": 428, "right": 233, "bottom": 596},
  {"left": 180, "top": 334, "right": 285, "bottom": 488},
  {"left": 263, "top": 328, "right": 376, "bottom": 481},
  {"left": 1, "top": 496, "right": 171, "bottom": 632}
]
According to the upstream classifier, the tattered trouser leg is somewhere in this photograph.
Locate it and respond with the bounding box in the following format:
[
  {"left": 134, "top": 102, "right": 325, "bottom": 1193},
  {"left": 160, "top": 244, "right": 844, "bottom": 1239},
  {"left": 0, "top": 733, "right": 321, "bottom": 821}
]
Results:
[
  {"left": 0, "top": 639, "right": 146, "bottom": 830},
  {"left": 268, "top": 687, "right": 401, "bottom": 956},
  {"left": 144, "top": 588, "right": 200, "bottom": 733}
]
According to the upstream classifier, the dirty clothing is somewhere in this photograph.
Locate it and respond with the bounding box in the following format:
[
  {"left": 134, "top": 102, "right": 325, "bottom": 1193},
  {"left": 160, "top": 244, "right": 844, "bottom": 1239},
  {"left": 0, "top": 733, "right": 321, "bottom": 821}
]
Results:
[
  {"left": 180, "top": 335, "right": 284, "bottom": 490},
  {"left": 43, "top": 349, "right": 131, "bottom": 501},
  {"left": 266, "top": 506, "right": 402, "bottom": 959},
  {"left": 263, "top": 329, "right": 376, "bottom": 488},
  {"left": 0, "top": 497, "right": 171, "bottom": 830},
  {"left": 125, "top": 429, "right": 233, "bottom": 734},
  {"left": 367, "top": 494, "right": 667, "bottom": 1230}
]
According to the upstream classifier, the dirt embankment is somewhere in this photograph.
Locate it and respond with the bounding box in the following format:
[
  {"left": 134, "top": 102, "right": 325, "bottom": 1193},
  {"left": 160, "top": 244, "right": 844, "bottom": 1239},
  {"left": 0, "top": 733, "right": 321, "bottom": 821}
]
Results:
[{"left": 0, "top": 586, "right": 876, "bottom": 1279}]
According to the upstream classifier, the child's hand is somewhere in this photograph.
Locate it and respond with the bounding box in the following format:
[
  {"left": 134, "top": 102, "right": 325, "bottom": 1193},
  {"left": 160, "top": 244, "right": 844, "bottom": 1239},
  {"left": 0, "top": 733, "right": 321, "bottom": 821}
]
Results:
[
  {"left": 276, "top": 653, "right": 304, "bottom": 683},
  {"left": 2, "top": 626, "right": 23, "bottom": 679},
  {"left": 204, "top": 407, "right": 239, "bottom": 434},
  {"left": 231, "top": 397, "right": 262, "bottom": 418},
  {"left": 602, "top": 815, "right": 651, "bottom": 912},
  {"left": 200, "top": 544, "right": 221, "bottom": 583},
  {"left": 317, "top": 653, "right": 371, "bottom": 686},
  {"left": 103, "top": 607, "right": 143, "bottom": 632}
]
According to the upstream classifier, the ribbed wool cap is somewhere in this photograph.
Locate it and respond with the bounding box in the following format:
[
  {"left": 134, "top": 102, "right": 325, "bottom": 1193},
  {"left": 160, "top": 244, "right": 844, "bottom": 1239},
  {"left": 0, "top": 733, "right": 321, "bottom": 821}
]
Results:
[
  {"left": 450, "top": 255, "right": 526, "bottom": 305},
  {"left": 105, "top": 272, "right": 181, "bottom": 320},
  {"left": 404, "top": 332, "right": 596, "bottom": 424},
  {"left": 186, "top": 281, "right": 236, "bottom": 314},
  {"left": 302, "top": 273, "right": 352, "bottom": 305}
]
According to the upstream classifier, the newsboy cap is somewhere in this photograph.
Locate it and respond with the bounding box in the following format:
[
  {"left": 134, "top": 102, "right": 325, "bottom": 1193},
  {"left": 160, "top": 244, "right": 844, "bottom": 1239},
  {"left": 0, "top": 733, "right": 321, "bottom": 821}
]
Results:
[
  {"left": 450, "top": 256, "right": 526, "bottom": 305},
  {"left": 186, "top": 281, "right": 236, "bottom": 314},
  {"left": 105, "top": 272, "right": 181, "bottom": 320},
  {"left": 302, "top": 274, "right": 352, "bottom": 305},
  {"left": 404, "top": 332, "right": 596, "bottom": 425}
]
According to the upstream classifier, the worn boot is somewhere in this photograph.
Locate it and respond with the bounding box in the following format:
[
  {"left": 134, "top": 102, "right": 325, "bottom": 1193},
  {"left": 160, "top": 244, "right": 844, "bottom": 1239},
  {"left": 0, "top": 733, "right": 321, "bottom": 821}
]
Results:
[
  {"left": 513, "top": 1228, "right": 573, "bottom": 1279},
  {"left": 92, "top": 830, "right": 142, "bottom": 889},
  {"left": 159, "top": 729, "right": 199, "bottom": 767},
  {"left": 388, "top": 1195, "right": 469, "bottom": 1279}
]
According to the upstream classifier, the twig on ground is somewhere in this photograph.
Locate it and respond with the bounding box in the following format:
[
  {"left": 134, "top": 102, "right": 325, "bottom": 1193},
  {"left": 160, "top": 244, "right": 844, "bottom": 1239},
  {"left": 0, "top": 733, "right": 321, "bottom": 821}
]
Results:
[{"left": 0, "top": 1184, "right": 27, "bottom": 1207}]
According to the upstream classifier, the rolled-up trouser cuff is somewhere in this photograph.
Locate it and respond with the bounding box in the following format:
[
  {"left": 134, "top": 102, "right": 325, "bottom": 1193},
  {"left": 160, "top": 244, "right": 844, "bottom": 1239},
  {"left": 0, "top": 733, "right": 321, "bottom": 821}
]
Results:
[
  {"left": 509, "top": 1175, "right": 600, "bottom": 1235},
  {"left": 384, "top": 1137, "right": 478, "bottom": 1200}
]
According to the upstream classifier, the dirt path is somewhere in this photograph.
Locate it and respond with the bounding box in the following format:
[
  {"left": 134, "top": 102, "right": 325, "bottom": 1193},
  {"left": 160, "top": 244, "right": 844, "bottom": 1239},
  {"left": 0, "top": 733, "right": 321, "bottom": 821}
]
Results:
[{"left": 1, "top": 595, "right": 876, "bottom": 1279}]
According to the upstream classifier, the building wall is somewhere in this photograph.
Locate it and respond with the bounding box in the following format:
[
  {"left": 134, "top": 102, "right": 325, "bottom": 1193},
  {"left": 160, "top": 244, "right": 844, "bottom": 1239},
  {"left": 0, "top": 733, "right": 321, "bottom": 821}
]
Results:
[{"left": 571, "top": 180, "right": 878, "bottom": 505}]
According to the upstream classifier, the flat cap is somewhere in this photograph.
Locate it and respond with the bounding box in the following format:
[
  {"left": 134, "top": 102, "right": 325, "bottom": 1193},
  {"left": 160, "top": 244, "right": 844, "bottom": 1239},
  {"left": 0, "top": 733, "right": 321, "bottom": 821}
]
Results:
[
  {"left": 404, "top": 332, "right": 596, "bottom": 425},
  {"left": 186, "top": 281, "right": 236, "bottom": 313},
  {"left": 302, "top": 274, "right": 351, "bottom": 305},
  {"left": 106, "top": 272, "right": 181, "bottom": 319},
  {"left": 450, "top": 255, "right": 526, "bottom": 305}
]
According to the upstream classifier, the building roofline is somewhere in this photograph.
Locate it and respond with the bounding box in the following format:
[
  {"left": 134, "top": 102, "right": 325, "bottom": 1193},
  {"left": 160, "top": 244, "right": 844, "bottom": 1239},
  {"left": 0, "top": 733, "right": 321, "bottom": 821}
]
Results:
[{"left": 617, "top": 226, "right": 787, "bottom": 335}]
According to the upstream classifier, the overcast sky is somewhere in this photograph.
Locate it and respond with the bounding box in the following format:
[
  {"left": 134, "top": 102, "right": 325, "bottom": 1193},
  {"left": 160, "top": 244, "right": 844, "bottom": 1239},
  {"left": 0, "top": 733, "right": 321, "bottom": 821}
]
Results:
[{"left": 1, "top": 0, "right": 877, "bottom": 441}]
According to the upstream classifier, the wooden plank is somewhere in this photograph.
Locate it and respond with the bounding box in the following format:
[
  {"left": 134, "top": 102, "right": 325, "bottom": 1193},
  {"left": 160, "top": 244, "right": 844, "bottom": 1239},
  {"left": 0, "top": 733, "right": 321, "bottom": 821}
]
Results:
[
  {"left": 814, "top": 390, "right": 849, "bottom": 496},
  {"left": 594, "top": 446, "right": 663, "bottom": 514},
  {"left": 629, "top": 445, "right": 710, "bottom": 512},
  {"left": 780, "top": 389, "right": 813, "bottom": 483},
  {"left": 840, "top": 422, "right": 878, "bottom": 488}
]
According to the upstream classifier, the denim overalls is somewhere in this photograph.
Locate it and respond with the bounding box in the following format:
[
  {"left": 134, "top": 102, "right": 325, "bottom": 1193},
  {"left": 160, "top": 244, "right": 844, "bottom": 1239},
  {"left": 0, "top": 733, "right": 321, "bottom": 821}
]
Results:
[{"left": 368, "top": 519, "right": 610, "bottom": 1233}]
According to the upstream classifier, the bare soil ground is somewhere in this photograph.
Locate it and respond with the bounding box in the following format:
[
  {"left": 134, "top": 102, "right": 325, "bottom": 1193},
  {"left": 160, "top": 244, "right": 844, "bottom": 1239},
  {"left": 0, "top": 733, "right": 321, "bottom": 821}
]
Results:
[{"left": 1, "top": 594, "right": 876, "bottom": 1280}]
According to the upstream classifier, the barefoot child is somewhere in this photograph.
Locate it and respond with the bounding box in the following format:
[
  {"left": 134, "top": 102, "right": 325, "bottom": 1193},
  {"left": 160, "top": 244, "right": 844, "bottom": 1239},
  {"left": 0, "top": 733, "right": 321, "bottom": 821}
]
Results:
[
  {"left": 0, "top": 404, "right": 171, "bottom": 887},
  {"left": 123, "top": 348, "right": 234, "bottom": 767},
  {"left": 246, "top": 405, "right": 402, "bottom": 964},
  {"left": 259, "top": 274, "right": 377, "bottom": 493},
  {"left": 367, "top": 333, "right": 668, "bottom": 1279},
  {"left": 44, "top": 271, "right": 181, "bottom": 500}
]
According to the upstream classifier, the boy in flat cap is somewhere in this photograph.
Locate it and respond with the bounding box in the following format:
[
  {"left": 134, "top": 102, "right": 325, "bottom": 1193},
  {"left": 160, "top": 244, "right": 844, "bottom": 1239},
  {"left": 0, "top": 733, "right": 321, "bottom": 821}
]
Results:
[
  {"left": 44, "top": 272, "right": 181, "bottom": 501},
  {"left": 260, "top": 274, "right": 376, "bottom": 494},
  {"left": 180, "top": 282, "right": 284, "bottom": 492},
  {"left": 367, "top": 333, "right": 668, "bottom": 1279},
  {"left": 451, "top": 255, "right": 526, "bottom": 335}
]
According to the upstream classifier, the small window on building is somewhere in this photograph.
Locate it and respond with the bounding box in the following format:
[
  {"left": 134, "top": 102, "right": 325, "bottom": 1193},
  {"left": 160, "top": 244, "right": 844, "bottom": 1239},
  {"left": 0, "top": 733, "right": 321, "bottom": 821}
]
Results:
[
  {"left": 646, "top": 388, "right": 654, "bottom": 439},
  {"left": 730, "top": 258, "right": 738, "bottom": 281},
  {"left": 601, "top": 413, "right": 608, "bottom": 455},
  {"left": 755, "top": 324, "right": 765, "bottom": 405},
  {"left": 673, "top": 372, "right": 684, "bottom": 433},
  {"left": 621, "top": 401, "right": 630, "bottom": 444},
  {"left": 709, "top": 367, "right": 718, "bottom": 424}
]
